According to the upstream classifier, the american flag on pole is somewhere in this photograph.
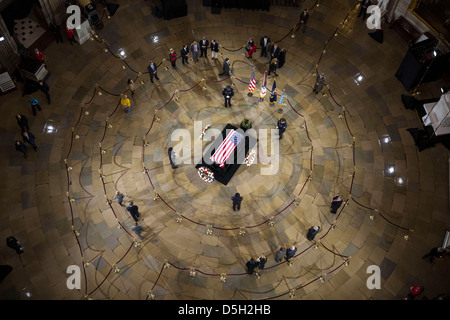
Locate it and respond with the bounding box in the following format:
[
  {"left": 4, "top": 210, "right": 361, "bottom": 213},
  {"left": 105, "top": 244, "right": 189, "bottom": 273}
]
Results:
[
  {"left": 210, "top": 129, "right": 244, "bottom": 167},
  {"left": 260, "top": 71, "right": 267, "bottom": 99},
  {"left": 248, "top": 69, "right": 256, "bottom": 93},
  {"left": 278, "top": 89, "right": 285, "bottom": 105},
  {"left": 269, "top": 79, "right": 277, "bottom": 104}
]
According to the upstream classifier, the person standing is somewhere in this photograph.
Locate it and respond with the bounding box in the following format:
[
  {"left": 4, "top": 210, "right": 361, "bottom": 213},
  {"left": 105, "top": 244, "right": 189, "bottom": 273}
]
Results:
[
  {"left": 219, "top": 58, "right": 231, "bottom": 76},
  {"left": 422, "top": 247, "right": 447, "bottom": 263},
  {"left": 259, "top": 35, "right": 271, "bottom": 58},
  {"left": 222, "top": 85, "right": 234, "bottom": 108},
  {"left": 247, "top": 42, "right": 257, "bottom": 59},
  {"left": 22, "top": 131, "right": 38, "bottom": 151},
  {"left": 49, "top": 21, "right": 63, "bottom": 43},
  {"left": 257, "top": 255, "right": 267, "bottom": 270},
  {"left": 275, "top": 247, "right": 286, "bottom": 263},
  {"left": 190, "top": 41, "right": 200, "bottom": 62},
  {"left": 330, "top": 195, "right": 343, "bottom": 214},
  {"left": 168, "top": 147, "right": 178, "bottom": 169},
  {"left": 16, "top": 114, "right": 29, "bottom": 132},
  {"left": 268, "top": 58, "right": 278, "bottom": 76},
  {"left": 15, "top": 140, "right": 27, "bottom": 158},
  {"left": 277, "top": 118, "right": 287, "bottom": 140},
  {"left": 210, "top": 40, "right": 219, "bottom": 60},
  {"left": 126, "top": 201, "right": 140, "bottom": 222},
  {"left": 34, "top": 48, "right": 45, "bottom": 65},
  {"left": 246, "top": 258, "right": 258, "bottom": 275},
  {"left": 231, "top": 192, "right": 243, "bottom": 211},
  {"left": 285, "top": 245, "right": 297, "bottom": 261},
  {"left": 277, "top": 49, "right": 286, "bottom": 68},
  {"left": 307, "top": 226, "right": 321, "bottom": 241},
  {"left": 245, "top": 38, "right": 255, "bottom": 57},
  {"left": 114, "top": 191, "right": 125, "bottom": 206},
  {"left": 66, "top": 27, "right": 75, "bottom": 45},
  {"left": 297, "top": 9, "right": 309, "bottom": 33},
  {"left": 358, "top": 0, "right": 372, "bottom": 20},
  {"left": 127, "top": 79, "right": 136, "bottom": 98},
  {"left": 121, "top": 95, "right": 131, "bottom": 112},
  {"left": 199, "top": 37, "right": 209, "bottom": 58},
  {"left": 39, "top": 80, "right": 51, "bottom": 104},
  {"left": 29, "top": 98, "right": 42, "bottom": 116},
  {"left": 132, "top": 223, "right": 144, "bottom": 241},
  {"left": 169, "top": 48, "right": 177, "bottom": 69},
  {"left": 313, "top": 73, "right": 325, "bottom": 94},
  {"left": 270, "top": 43, "right": 280, "bottom": 60},
  {"left": 181, "top": 44, "right": 189, "bottom": 65},
  {"left": 147, "top": 61, "right": 159, "bottom": 83}
]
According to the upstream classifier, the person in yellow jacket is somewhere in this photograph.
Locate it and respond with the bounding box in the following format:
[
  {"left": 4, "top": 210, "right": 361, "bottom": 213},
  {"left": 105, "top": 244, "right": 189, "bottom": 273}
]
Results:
[{"left": 121, "top": 95, "right": 131, "bottom": 112}]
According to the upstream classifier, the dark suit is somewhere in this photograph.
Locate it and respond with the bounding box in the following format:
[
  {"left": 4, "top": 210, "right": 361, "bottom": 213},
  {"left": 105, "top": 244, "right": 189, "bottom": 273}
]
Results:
[
  {"left": 181, "top": 46, "right": 189, "bottom": 64},
  {"left": 39, "top": 81, "right": 51, "bottom": 104},
  {"left": 270, "top": 45, "right": 280, "bottom": 59},
  {"left": 126, "top": 204, "right": 140, "bottom": 222},
  {"left": 222, "top": 86, "right": 234, "bottom": 107},
  {"left": 23, "top": 131, "right": 37, "bottom": 151},
  {"left": 285, "top": 247, "right": 297, "bottom": 261},
  {"left": 259, "top": 36, "right": 271, "bottom": 57},
  {"left": 298, "top": 11, "right": 309, "bottom": 32},
  {"left": 200, "top": 38, "right": 209, "bottom": 57},
  {"left": 147, "top": 63, "right": 159, "bottom": 82},
  {"left": 220, "top": 60, "right": 230, "bottom": 76},
  {"left": 277, "top": 119, "right": 287, "bottom": 139},
  {"left": 16, "top": 114, "right": 29, "bottom": 132},
  {"left": 231, "top": 194, "right": 243, "bottom": 211},
  {"left": 358, "top": 0, "right": 372, "bottom": 20}
]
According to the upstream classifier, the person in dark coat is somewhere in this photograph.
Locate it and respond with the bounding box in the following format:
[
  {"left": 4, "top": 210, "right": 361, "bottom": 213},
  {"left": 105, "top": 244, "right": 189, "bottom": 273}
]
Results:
[
  {"left": 147, "top": 61, "right": 159, "bottom": 83},
  {"left": 219, "top": 58, "right": 231, "bottom": 76},
  {"left": 168, "top": 147, "right": 178, "bottom": 169},
  {"left": 285, "top": 245, "right": 297, "bottom": 261},
  {"left": 246, "top": 258, "right": 258, "bottom": 275},
  {"left": 190, "top": 41, "right": 200, "bottom": 62},
  {"left": 126, "top": 201, "right": 140, "bottom": 222},
  {"left": 259, "top": 35, "right": 271, "bottom": 58},
  {"left": 199, "top": 37, "right": 209, "bottom": 58},
  {"left": 277, "top": 48, "right": 286, "bottom": 68},
  {"left": 307, "top": 226, "right": 321, "bottom": 241},
  {"left": 210, "top": 40, "right": 219, "bottom": 60},
  {"left": 222, "top": 85, "right": 234, "bottom": 108},
  {"left": 270, "top": 43, "right": 280, "bottom": 60},
  {"left": 330, "top": 195, "right": 343, "bottom": 213},
  {"left": 49, "top": 21, "right": 63, "bottom": 43},
  {"left": 15, "top": 140, "right": 27, "bottom": 158},
  {"left": 358, "top": 0, "right": 372, "bottom": 20},
  {"left": 29, "top": 98, "right": 42, "bottom": 116},
  {"left": 275, "top": 247, "right": 286, "bottom": 263},
  {"left": 39, "top": 80, "right": 51, "bottom": 104},
  {"left": 313, "top": 73, "right": 325, "bottom": 94},
  {"left": 181, "top": 44, "right": 189, "bottom": 65},
  {"left": 231, "top": 192, "right": 243, "bottom": 211},
  {"left": 277, "top": 118, "right": 287, "bottom": 140},
  {"left": 297, "top": 9, "right": 309, "bottom": 33},
  {"left": 257, "top": 255, "right": 267, "bottom": 270},
  {"left": 422, "top": 247, "right": 447, "bottom": 263},
  {"left": 268, "top": 58, "right": 278, "bottom": 76},
  {"left": 22, "top": 131, "right": 38, "bottom": 151},
  {"left": 16, "top": 114, "right": 29, "bottom": 132}
]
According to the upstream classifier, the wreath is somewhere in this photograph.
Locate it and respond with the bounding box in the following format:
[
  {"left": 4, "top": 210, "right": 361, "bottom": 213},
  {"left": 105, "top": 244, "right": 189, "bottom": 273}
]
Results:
[
  {"left": 200, "top": 124, "right": 212, "bottom": 140},
  {"left": 245, "top": 149, "right": 256, "bottom": 166},
  {"left": 198, "top": 166, "right": 215, "bottom": 183}
]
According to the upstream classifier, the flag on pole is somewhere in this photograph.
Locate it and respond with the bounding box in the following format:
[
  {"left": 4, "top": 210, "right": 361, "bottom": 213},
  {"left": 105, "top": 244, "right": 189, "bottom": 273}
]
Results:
[
  {"left": 260, "top": 71, "right": 267, "bottom": 99},
  {"left": 278, "top": 89, "right": 285, "bottom": 105},
  {"left": 269, "top": 79, "right": 277, "bottom": 104},
  {"left": 248, "top": 69, "right": 256, "bottom": 93}
]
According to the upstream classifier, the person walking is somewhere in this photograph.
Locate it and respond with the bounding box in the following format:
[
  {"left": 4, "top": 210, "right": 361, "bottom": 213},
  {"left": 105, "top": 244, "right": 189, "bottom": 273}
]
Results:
[
  {"left": 190, "top": 41, "right": 200, "bottom": 62},
  {"left": 285, "top": 245, "right": 297, "bottom": 261},
  {"left": 168, "top": 147, "right": 178, "bottom": 169},
  {"left": 307, "top": 226, "right": 321, "bottom": 241},
  {"left": 277, "top": 118, "right": 287, "bottom": 140},
  {"left": 219, "top": 58, "right": 231, "bottom": 76},
  {"left": 246, "top": 258, "right": 258, "bottom": 275},
  {"left": 39, "top": 80, "right": 51, "bottom": 104},
  {"left": 66, "top": 27, "right": 75, "bottom": 45},
  {"left": 169, "top": 48, "right": 177, "bottom": 69},
  {"left": 121, "top": 95, "right": 131, "bottom": 113},
  {"left": 268, "top": 58, "right": 278, "bottom": 76},
  {"left": 114, "top": 191, "right": 125, "bottom": 206},
  {"left": 199, "top": 37, "right": 209, "bottom": 58},
  {"left": 147, "top": 61, "right": 159, "bottom": 83},
  {"left": 275, "top": 247, "right": 286, "bottom": 263},
  {"left": 210, "top": 40, "right": 219, "bottom": 60},
  {"left": 22, "top": 131, "right": 38, "bottom": 151},
  {"left": 313, "top": 73, "right": 325, "bottom": 94},
  {"left": 132, "top": 223, "right": 144, "bottom": 241},
  {"left": 29, "top": 98, "right": 42, "bottom": 116},
  {"left": 16, "top": 114, "right": 29, "bottom": 132},
  {"left": 330, "top": 195, "right": 343, "bottom": 214},
  {"left": 15, "top": 140, "right": 27, "bottom": 158},
  {"left": 297, "top": 9, "right": 309, "bottom": 33},
  {"left": 422, "top": 247, "right": 447, "bottom": 263},
  {"left": 222, "top": 85, "right": 234, "bottom": 108},
  {"left": 259, "top": 35, "right": 271, "bottom": 58},
  {"left": 127, "top": 79, "right": 136, "bottom": 98},
  {"left": 181, "top": 44, "right": 189, "bottom": 65},
  {"left": 49, "top": 21, "right": 63, "bottom": 43},
  {"left": 257, "top": 255, "right": 267, "bottom": 270},
  {"left": 126, "top": 201, "right": 140, "bottom": 222},
  {"left": 231, "top": 192, "right": 243, "bottom": 211}
]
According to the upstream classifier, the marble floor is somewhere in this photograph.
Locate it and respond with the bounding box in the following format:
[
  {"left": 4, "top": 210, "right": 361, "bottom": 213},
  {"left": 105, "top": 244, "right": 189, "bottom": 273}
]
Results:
[{"left": 0, "top": 0, "right": 449, "bottom": 300}]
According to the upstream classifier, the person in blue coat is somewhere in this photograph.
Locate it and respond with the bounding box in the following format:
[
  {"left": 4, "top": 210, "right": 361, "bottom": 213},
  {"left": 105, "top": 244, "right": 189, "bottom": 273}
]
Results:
[
  {"left": 231, "top": 193, "right": 243, "bottom": 211},
  {"left": 147, "top": 61, "right": 159, "bottom": 83},
  {"left": 126, "top": 201, "right": 140, "bottom": 222}
]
